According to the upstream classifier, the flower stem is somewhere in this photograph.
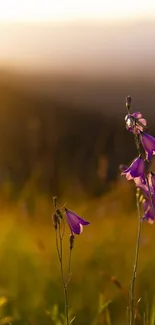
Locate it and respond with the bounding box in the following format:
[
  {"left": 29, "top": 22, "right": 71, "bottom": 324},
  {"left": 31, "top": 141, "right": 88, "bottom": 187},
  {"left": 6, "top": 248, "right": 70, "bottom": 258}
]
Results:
[
  {"left": 66, "top": 249, "right": 72, "bottom": 286},
  {"left": 129, "top": 190, "right": 142, "bottom": 325},
  {"left": 55, "top": 221, "right": 69, "bottom": 325}
]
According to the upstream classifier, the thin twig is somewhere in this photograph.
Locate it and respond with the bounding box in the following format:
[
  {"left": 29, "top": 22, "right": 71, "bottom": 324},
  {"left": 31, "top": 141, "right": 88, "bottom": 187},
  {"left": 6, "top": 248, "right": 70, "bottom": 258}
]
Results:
[{"left": 129, "top": 191, "right": 142, "bottom": 325}]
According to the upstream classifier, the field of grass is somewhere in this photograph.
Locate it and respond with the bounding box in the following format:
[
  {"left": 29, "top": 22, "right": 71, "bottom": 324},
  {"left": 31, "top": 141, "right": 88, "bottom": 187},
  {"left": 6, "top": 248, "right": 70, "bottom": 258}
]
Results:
[{"left": 0, "top": 178, "right": 154, "bottom": 325}]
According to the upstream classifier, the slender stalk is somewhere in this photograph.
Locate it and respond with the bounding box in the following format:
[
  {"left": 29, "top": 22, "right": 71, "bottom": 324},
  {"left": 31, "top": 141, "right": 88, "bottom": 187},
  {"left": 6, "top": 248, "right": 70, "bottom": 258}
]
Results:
[
  {"left": 129, "top": 191, "right": 142, "bottom": 325},
  {"left": 56, "top": 228, "right": 61, "bottom": 262},
  {"left": 66, "top": 249, "right": 72, "bottom": 285},
  {"left": 53, "top": 205, "right": 74, "bottom": 325},
  {"left": 56, "top": 221, "right": 69, "bottom": 325},
  {"left": 68, "top": 249, "right": 72, "bottom": 279}
]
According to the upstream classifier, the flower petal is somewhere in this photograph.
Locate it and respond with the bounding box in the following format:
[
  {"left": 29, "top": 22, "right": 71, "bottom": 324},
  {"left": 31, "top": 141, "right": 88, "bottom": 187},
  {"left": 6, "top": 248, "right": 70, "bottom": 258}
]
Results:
[
  {"left": 131, "top": 112, "right": 142, "bottom": 119},
  {"left": 134, "top": 176, "right": 147, "bottom": 192},
  {"left": 148, "top": 172, "right": 155, "bottom": 195},
  {"left": 68, "top": 210, "right": 90, "bottom": 226},
  {"left": 65, "top": 209, "right": 89, "bottom": 235},
  {"left": 142, "top": 198, "right": 155, "bottom": 223},
  {"left": 139, "top": 118, "right": 147, "bottom": 126},
  {"left": 121, "top": 157, "right": 145, "bottom": 181},
  {"left": 66, "top": 213, "right": 81, "bottom": 234},
  {"left": 141, "top": 132, "right": 155, "bottom": 161},
  {"left": 125, "top": 112, "right": 147, "bottom": 133}
]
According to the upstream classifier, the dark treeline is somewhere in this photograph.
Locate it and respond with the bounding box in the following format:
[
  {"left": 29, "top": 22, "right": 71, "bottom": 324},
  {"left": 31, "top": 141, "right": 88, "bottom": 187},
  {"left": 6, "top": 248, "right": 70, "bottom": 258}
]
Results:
[{"left": 0, "top": 69, "right": 154, "bottom": 198}]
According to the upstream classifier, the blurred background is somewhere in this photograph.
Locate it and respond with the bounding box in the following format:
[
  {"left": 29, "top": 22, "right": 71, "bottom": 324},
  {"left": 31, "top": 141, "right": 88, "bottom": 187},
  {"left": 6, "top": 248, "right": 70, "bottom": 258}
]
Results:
[{"left": 0, "top": 1, "right": 155, "bottom": 324}]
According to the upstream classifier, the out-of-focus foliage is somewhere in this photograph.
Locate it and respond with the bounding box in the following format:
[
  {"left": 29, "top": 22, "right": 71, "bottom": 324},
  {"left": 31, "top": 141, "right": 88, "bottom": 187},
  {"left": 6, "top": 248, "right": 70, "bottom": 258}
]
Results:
[
  {"left": 0, "top": 70, "right": 155, "bottom": 324},
  {"left": 0, "top": 70, "right": 143, "bottom": 199},
  {"left": 0, "top": 179, "right": 153, "bottom": 324}
]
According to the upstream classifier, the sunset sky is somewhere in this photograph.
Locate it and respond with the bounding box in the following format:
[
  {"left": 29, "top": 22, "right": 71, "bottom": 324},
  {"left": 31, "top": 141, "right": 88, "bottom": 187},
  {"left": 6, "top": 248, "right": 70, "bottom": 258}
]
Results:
[
  {"left": 0, "top": 0, "right": 155, "bottom": 74},
  {"left": 0, "top": 0, "right": 155, "bottom": 22}
]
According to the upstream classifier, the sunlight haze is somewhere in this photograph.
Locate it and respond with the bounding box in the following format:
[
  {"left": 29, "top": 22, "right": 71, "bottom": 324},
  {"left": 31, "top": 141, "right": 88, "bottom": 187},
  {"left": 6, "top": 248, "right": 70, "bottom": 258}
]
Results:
[
  {"left": 0, "top": 0, "right": 155, "bottom": 75},
  {"left": 0, "top": 0, "right": 155, "bottom": 22}
]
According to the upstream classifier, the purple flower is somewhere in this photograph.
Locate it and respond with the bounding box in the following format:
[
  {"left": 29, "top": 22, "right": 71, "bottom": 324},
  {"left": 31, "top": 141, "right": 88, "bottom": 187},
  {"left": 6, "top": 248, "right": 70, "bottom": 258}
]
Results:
[
  {"left": 134, "top": 176, "right": 148, "bottom": 193},
  {"left": 125, "top": 112, "right": 147, "bottom": 133},
  {"left": 142, "top": 198, "right": 155, "bottom": 224},
  {"left": 121, "top": 156, "right": 145, "bottom": 181},
  {"left": 148, "top": 172, "right": 155, "bottom": 193},
  {"left": 141, "top": 132, "right": 155, "bottom": 161},
  {"left": 65, "top": 208, "right": 89, "bottom": 235},
  {"left": 134, "top": 172, "right": 155, "bottom": 200}
]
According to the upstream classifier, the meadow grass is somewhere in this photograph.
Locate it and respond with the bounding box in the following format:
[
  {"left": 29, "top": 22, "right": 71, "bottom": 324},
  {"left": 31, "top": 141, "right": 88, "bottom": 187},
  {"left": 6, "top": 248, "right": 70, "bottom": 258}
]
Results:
[{"left": 0, "top": 180, "right": 154, "bottom": 324}]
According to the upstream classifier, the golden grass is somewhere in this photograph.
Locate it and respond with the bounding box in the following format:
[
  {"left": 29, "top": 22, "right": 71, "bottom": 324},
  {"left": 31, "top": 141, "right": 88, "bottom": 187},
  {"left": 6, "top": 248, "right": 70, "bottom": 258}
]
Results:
[{"left": 0, "top": 180, "right": 154, "bottom": 324}]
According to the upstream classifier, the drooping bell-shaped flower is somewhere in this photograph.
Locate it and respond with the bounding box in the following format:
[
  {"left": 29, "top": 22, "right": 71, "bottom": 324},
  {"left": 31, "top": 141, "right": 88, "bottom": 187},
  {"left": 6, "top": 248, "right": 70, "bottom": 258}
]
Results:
[
  {"left": 121, "top": 156, "right": 145, "bottom": 182},
  {"left": 65, "top": 208, "right": 89, "bottom": 235},
  {"left": 142, "top": 198, "right": 155, "bottom": 224},
  {"left": 134, "top": 172, "right": 155, "bottom": 203},
  {"left": 141, "top": 132, "right": 155, "bottom": 161},
  {"left": 125, "top": 112, "right": 147, "bottom": 133},
  {"left": 134, "top": 176, "right": 148, "bottom": 194}
]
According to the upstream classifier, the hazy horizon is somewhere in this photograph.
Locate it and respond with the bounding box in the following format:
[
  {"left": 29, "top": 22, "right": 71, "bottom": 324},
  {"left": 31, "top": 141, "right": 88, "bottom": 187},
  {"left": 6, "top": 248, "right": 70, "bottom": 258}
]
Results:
[{"left": 1, "top": 19, "right": 155, "bottom": 76}]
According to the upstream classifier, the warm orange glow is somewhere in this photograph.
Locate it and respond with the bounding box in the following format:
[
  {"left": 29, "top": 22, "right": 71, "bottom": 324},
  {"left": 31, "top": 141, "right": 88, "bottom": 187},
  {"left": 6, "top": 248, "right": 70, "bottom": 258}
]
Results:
[{"left": 0, "top": 0, "right": 155, "bottom": 22}]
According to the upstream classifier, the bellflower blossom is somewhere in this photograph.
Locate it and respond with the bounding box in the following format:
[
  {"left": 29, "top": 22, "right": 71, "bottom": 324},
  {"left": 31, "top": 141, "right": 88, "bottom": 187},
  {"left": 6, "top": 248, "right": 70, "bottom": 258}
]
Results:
[
  {"left": 140, "top": 132, "right": 155, "bottom": 161},
  {"left": 123, "top": 97, "right": 155, "bottom": 325},
  {"left": 125, "top": 112, "right": 147, "bottom": 133},
  {"left": 125, "top": 98, "right": 155, "bottom": 162},
  {"left": 134, "top": 177, "right": 148, "bottom": 195},
  {"left": 121, "top": 156, "right": 145, "bottom": 182},
  {"left": 65, "top": 208, "right": 89, "bottom": 235},
  {"left": 149, "top": 172, "right": 155, "bottom": 191},
  {"left": 121, "top": 96, "right": 155, "bottom": 223},
  {"left": 142, "top": 198, "right": 155, "bottom": 224},
  {"left": 135, "top": 172, "right": 155, "bottom": 197}
]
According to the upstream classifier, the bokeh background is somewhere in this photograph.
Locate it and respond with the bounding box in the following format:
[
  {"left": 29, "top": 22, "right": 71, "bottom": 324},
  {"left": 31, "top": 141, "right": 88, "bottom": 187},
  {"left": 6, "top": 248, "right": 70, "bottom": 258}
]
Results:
[{"left": 0, "top": 1, "right": 155, "bottom": 324}]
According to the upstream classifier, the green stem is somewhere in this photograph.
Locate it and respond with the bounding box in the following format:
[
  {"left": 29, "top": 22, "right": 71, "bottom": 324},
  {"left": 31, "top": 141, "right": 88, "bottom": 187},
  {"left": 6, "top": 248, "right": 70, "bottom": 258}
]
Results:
[
  {"left": 66, "top": 249, "right": 72, "bottom": 285},
  {"left": 129, "top": 191, "right": 142, "bottom": 325},
  {"left": 57, "top": 222, "right": 69, "bottom": 325}
]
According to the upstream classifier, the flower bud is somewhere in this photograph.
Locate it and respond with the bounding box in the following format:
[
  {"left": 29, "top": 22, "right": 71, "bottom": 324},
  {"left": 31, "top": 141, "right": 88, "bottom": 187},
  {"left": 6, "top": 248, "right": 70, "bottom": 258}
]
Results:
[
  {"left": 53, "top": 196, "right": 57, "bottom": 208},
  {"left": 69, "top": 233, "right": 75, "bottom": 250},
  {"left": 52, "top": 213, "right": 59, "bottom": 229},
  {"left": 126, "top": 96, "right": 131, "bottom": 109}
]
